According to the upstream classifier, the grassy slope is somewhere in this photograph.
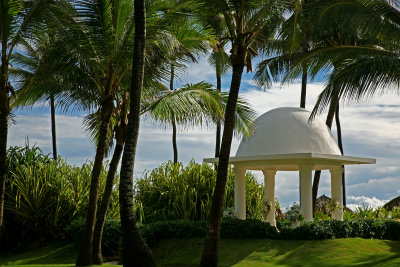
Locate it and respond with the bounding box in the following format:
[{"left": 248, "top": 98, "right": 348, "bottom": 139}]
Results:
[
  {"left": 2, "top": 238, "right": 400, "bottom": 266},
  {"left": 152, "top": 238, "right": 400, "bottom": 267}
]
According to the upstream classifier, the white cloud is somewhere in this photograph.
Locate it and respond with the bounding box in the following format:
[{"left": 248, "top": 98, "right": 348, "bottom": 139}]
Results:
[{"left": 347, "top": 195, "right": 389, "bottom": 210}]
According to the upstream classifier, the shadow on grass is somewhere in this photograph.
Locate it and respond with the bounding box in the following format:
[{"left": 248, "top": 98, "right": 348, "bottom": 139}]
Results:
[
  {"left": 1, "top": 242, "right": 77, "bottom": 266},
  {"left": 153, "top": 238, "right": 400, "bottom": 267}
]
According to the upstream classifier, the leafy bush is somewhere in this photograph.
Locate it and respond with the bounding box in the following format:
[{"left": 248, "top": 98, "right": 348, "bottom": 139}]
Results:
[
  {"left": 277, "top": 219, "right": 400, "bottom": 240},
  {"left": 65, "top": 218, "right": 121, "bottom": 256},
  {"left": 135, "top": 160, "right": 265, "bottom": 222},
  {"left": 3, "top": 144, "right": 120, "bottom": 249},
  {"left": 220, "top": 218, "right": 278, "bottom": 239}
]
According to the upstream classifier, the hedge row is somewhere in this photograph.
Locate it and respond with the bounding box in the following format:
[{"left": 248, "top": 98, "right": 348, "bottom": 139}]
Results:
[{"left": 65, "top": 218, "right": 400, "bottom": 256}]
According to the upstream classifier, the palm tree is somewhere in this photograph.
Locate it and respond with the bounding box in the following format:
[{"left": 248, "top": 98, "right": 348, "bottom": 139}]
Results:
[
  {"left": 10, "top": 34, "right": 76, "bottom": 160},
  {"left": 166, "top": 20, "right": 213, "bottom": 163},
  {"left": 205, "top": 14, "right": 232, "bottom": 157},
  {"left": 118, "top": 0, "right": 156, "bottom": 265},
  {"left": 254, "top": 0, "right": 384, "bottom": 210},
  {"left": 254, "top": 0, "right": 313, "bottom": 108},
  {"left": 63, "top": 0, "right": 140, "bottom": 265},
  {"left": 197, "top": 1, "right": 285, "bottom": 265},
  {"left": 0, "top": 0, "right": 68, "bottom": 229},
  {"left": 91, "top": 92, "right": 128, "bottom": 265},
  {"left": 307, "top": 0, "right": 400, "bottom": 208}
]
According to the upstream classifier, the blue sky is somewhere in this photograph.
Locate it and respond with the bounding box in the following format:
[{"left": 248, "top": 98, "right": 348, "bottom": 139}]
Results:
[{"left": 8, "top": 55, "right": 400, "bottom": 211}]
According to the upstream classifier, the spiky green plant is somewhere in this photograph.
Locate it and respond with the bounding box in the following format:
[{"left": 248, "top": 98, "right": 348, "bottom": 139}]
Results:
[
  {"left": 135, "top": 160, "right": 265, "bottom": 223},
  {"left": 4, "top": 145, "right": 119, "bottom": 241}
]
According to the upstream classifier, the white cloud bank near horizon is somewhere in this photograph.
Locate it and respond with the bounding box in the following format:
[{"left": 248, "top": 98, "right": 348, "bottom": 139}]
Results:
[{"left": 8, "top": 55, "right": 400, "bottom": 210}]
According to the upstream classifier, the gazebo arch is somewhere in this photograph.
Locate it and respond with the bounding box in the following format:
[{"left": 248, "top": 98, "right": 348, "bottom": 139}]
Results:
[{"left": 204, "top": 107, "right": 375, "bottom": 226}]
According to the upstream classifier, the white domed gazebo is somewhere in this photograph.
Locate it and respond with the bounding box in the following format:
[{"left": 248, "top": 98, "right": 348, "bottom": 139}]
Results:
[{"left": 204, "top": 107, "right": 375, "bottom": 226}]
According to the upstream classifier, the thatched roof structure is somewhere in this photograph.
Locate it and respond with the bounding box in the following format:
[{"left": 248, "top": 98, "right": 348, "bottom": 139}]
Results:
[
  {"left": 383, "top": 196, "right": 400, "bottom": 211},
  {"left": 315, "top": 195, "right": 353, "bottom": 214}
]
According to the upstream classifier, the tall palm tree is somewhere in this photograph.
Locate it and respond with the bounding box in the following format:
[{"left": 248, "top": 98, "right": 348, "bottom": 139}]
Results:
[
  {"left": 197, "top": 1, "right": 285, "bottom": 265},
  {"left": 90, "top": 92, "right": 129, "bottom": 265},
  {"left": 118, "top": 0, "right": 156, "bottom": 265},
  {"left": 10, "top": 34, "right": 77, "bottom": 160},
  {"left": 255, "top": 0, "right": 383, "bottom": 210},
  {"left": 64, "top": 0, "right": 140, "bottom": 265},
  {"left": 166, "top": 20, "right": 213, "bottom": 163},
  {"left": 0, "top": 0, "right": 67, "bottom": 229},
  {"left": 205, "top": 14, "right": 232, "bottom": 157},
  {"left": 254, "top": 0, "right": 313, "bottom": 108},
  {"left": 307, "top": 0, "right": 400, "bottom": 207}
]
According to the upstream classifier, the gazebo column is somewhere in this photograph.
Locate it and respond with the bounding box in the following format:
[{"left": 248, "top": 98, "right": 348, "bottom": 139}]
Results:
[
  {"left": 299, "top": 164, "right": 313, "bottom": 222},
  {"left": 330, "top": 166, "right": 344, "bottom": 220},
  {"left": 234, "top": 166, "right": 246, "bottom": 220},
  {"left": 262, "top": 170, "right": 277, "bottom": 226}
]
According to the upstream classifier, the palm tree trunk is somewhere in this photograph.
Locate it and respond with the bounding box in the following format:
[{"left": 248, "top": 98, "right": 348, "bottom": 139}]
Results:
[
  {"left": 50, "top": 94, "right": 57, "bottom": 160},
  {"left": 312, "top": 99, "right": 337, "bottom": 212},
  {"left": 335, "top": 104, "right": 346, "bottom": 207},
  {"left": 76, "top": 96, "right": 114, "bottom": 266},
  {"left": 0, "top": 50, "right": 9, "bottom": 229},
  {"left": 215, "top": 73, "right": 221, "bottom": 157},
  {"left": 119, "top": 1, "right": 155, "bottom": 266},
  {"left": 170, "top": 63, "right": 178, "bottom": 164},
  {"left": 172, "top": 120, "right": 178, "bottom": 164},
  {"left": 300, "top": 70, "right": 307, "bottom": 108},
  {"left": 201, "top": 58, "right": 245, "bottom": 267},
  {"left": 92, "top": 125, "right": 125, "bottom": 265}
]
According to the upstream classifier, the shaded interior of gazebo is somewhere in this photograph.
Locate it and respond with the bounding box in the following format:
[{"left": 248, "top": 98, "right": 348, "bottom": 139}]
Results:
[{"left": 204, "top": 107, "right": 375, "bottom": 226}]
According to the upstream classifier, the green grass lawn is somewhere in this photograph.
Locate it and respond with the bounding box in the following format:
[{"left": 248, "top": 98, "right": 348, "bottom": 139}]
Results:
[{"left": 2, "top": 238, "right": 400, "bottom": 266}]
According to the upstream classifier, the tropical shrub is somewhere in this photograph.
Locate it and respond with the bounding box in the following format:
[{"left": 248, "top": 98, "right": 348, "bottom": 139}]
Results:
[
  {"left": 135, "top": 160, "right": 265, "bottom": 222},
  {"left": 2, "top": 145, "right": 119, "bottom": 249},
  {"left": 66, "top": 218, "right": 121, "bottom": 256}
]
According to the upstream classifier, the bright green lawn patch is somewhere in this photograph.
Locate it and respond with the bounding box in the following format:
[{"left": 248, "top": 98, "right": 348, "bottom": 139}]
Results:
[
  {"left": 3, "top": 238, "right": 400, "bottom": 266},
  {"left": 152, "top": 238, "right": 400, "bottom": 266}
]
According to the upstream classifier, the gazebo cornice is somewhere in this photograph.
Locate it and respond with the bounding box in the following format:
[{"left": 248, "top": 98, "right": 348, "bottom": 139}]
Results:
[
  {"left": 203, "top": 153, "right": 376, "bottom": 165},
  {"left": 204, "top": 153, "right": 375, "bottom": 171}
]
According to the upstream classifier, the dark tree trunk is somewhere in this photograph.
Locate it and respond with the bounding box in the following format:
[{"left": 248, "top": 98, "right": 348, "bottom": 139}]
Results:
[
  {"left": 300, "top": 70, "right": 307, "bottom": 108},
  {"left": 312, "top": 99, "right": 337, "bottom": 212},
  {"left": 119, "top": 1, "right": 155, "bottom": 266},
  {"left": 50, "top": 94, "right": 57, "bottom": 160},
  {"left": 93, "top": 131, "right": 125, "bottom": 265},
  {"left": 172, "top": 120, "right": 178, "bottom": 164},
  {"left": 0, "top": 48, "right": 9, "bottom": 229},
  {"left": 215, "top": 73, "right": 221, "bottom": 158},
  {"left": 335, "top": 104, "right": 346, "bottom": 207},
  {"left": 76, "top": 96, "right": 114, "bottom": 266},
  {"left": 170, "top": 64, "right": 178, "bottom": 164},
  {"left": 200, "top": 56, "right": 245, "bottom": 267}
]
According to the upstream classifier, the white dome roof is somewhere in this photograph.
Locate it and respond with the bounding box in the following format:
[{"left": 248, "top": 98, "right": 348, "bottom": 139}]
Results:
[{"left": 236, "top": 107, "right": 341, "bottom": 157}]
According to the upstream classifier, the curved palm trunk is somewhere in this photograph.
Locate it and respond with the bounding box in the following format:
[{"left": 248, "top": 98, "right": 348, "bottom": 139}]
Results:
[
  {"left": 300, "top": 70, "right": 307, "bottom": 108},
  {"left": 76, "top": 96, "right": 114, "bottom": 266},
  {"left": 335, "top": 104, "right": 346, "bottom": 207},
  {"left": 312, "top": 99, "right": 337, "bottom": 212},
  {"left": 0, "top": 52, "right": 9, "bottom": 229},
  {"left": 119, "top": 1, "right": 155, "bottom": 266},
  {"left": 215, "top": 73, "right": 221, "bottom": 157},
  {"left": 50, "top": 94, "right": 57, "bottom": 160},
  {"left": 201, "top": 59, "right": 245, "bottom": 267},
  {"left": 93, "top": 133, "right": 124, "bottom": 265}
]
